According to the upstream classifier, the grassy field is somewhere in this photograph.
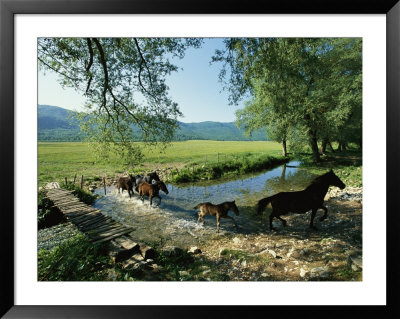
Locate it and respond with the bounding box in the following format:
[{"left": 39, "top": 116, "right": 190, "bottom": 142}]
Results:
[{"left": 38, "top": 140, "right": 283, "bottom": 186}]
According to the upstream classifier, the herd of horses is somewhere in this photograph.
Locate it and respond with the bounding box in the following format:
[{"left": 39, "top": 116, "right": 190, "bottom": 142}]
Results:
[
  {"left": 117, "top": 172, "right": 168, "bottom": 206},
  {"left": 117, "top": 169, "right": 346, "bottom": 233}
]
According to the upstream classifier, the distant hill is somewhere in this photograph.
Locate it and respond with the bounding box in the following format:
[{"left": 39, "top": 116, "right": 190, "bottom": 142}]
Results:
[{"left": 37, "top": 104, "right": 267, "bottom": 142}]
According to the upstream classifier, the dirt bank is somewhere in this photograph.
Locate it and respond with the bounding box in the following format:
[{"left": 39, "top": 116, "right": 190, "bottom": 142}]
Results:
[{"left": 188, "top": 195, "right": 362, "bottom": 281}]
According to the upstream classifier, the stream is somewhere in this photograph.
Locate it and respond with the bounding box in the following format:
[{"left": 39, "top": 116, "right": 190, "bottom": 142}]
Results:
[{"left": 93, "top": 161, "right": 316, "bottom": 247}]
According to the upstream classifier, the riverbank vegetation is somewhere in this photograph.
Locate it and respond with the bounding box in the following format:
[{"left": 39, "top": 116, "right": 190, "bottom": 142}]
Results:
[
  {"left": 38, "top": 140, "right": 361, "bottom": 188},
  {"left": 297, "top": 149, "right": 362, "bottom": 188},
  {"left": 169, "top": 153, "right": 289, "bottom": 183},
  {"left": 38, "top": 140, "right": 283, "bottom": 186}
]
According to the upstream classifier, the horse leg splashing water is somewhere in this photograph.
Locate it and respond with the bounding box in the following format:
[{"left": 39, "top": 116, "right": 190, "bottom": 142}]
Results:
[
  {"left": 138, "top": 181, "right": 169, "bottom": 206},
  {"left": 194, "top": 201, "right": 239, "bottom": 233},
  {"left": 117, "top": 174, "right": 136, "bottom": 198},
  {"left": 257, "top": 169, "right": 345, "bottom": 231}
]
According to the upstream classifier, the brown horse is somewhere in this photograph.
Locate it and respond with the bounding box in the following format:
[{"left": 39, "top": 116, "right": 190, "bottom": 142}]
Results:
[
  {"left": 194, "top": 201, "right": 239, "bottom": 232},
  {"left": 134, "top": 172, "right": 161, "bottom": 192},
  {"left": 117, "top": 174, "right": 136, "bottom": 198},
  {"left": 257, "top": 169, "right": 345, "bottom": 231},
  {"left": 138, "top": 181, "right": 169, "bottom": 206}
]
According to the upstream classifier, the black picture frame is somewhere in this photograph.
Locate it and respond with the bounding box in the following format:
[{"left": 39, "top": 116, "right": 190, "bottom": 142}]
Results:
[{"left": 1, "top": 0, "right": 399, "bottom": 318}]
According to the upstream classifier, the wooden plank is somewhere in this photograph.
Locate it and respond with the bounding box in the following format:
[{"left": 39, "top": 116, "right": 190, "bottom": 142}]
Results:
[
  {"left": 77, "top": 214, "right": 108, "bottom": 228},
  {"left": 46, "top": 192, "right": 69, "bottom": 197},
  {"left": 69, "top": 212, "right": 103, "bottom": 225},
  {"left": 78, "top": 213, "right": 110, "bottom": 226},
  {"left": 113, "top": 236, "right": 140, "bottom": 251},
  {"left": 47, "top": 188, "right": 72, "bottom": 193},
  {"left": 66, "top": 212, "right": 98, "bottom": 224},
  {"left": 46, "top": 192, "right": 70, "bottom": 197},
  {"left": 46, "top": 190, "right": 73, "bottom": 196},
  {"left": 47, "top": 195, "right": 74, "bottom": 200},
  {"left": 62, "top": 206, "right": 98, "bottom": 214},
  {"left": 90, "top": 225, "right": 131, "bottom": 240},
  {"left": 87, "top": 220, "right": 120, "bottom": 233},
  {"left": 64, "top": 209, "right": 94, "bottom": 218},
  {"left": 51, "top": 199, "right": 80, "bottom": 206},
  {"left": 64, "top": 210, "right": 93, "bottom": 219},
  {"left": 46, "top": 194, "right": 74, "bottom": 201},
  {"left": 62, "top": 208, "right": 98, "bottom": 216},
  {"left": 79, "top": 217, "right": 114, "bottom": 232},
  {"left": 87, "top": 222, "right": 122, "bottom": 236},
  {"left": 61, "top": 205, "right": 96, "bottom": 214},
  {"left": 91, "top": 225, "right": 132, "bottom": 240},
  {"left": 92, "top": 228, "right": 134, "bottom": 244},
  {"left": 51, "top": 201, "right": 85, "bottom": 209}
]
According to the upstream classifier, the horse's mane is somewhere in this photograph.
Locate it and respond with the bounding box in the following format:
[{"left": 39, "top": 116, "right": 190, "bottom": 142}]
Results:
[{"left": 306, "top": 171, "right": 331, "bottom": 189}]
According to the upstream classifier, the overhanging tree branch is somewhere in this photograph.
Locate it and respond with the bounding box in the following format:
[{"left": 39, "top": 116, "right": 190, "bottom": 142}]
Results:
[{"left": 85, "top": 38, "right": 94, "bottom": 94}]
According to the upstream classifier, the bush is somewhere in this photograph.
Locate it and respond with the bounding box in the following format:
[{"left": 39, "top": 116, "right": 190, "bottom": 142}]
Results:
[
  {"left": 38, "top": 189, "right": 65, "bottom": 229},
  {"left": 169, "top": 154, "right": 289, "bottom": 183},
  {"left": 63, "top": 183, "right": 98, "bottom": 205}
]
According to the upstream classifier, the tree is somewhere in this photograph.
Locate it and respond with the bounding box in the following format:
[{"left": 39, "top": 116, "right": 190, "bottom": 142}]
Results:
[
  {"left": 213, "top": 38, "right": 362, "bottom": 162},
  {"left": 234, "top": 39, "right": 302, "bottom": 156},
  {"left": 38, "top": 38, "right": 202, "bottom": 163}
]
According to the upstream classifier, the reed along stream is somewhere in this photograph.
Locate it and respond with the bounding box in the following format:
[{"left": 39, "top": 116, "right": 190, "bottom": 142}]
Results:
[{"left": 93, "top": 161, "right": 316, "bottom": 248}]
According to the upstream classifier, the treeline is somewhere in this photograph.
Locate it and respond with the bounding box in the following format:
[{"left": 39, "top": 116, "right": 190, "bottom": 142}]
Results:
[
  {"left": 38, "top": 129, "right": 85, "bottom": 141},
  {"left": 213, "top": 38, "right": 362, "bottom": 161}
]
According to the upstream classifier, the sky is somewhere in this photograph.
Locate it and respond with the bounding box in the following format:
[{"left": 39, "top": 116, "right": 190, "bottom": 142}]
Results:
[{"left": 38, "top": 38, "right": 245, "bottom": 123}]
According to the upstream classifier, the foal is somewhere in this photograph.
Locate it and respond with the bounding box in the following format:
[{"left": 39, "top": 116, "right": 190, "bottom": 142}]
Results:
[
  {"left": 194, "top": 201, "right": 239, "bottom": 232},
  {"left": 138, "top": 181, "right": 169, "bottom": 206}
]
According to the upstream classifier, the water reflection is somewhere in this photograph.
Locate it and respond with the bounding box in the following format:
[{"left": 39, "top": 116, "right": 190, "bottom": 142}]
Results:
[{"left": 93, "top": 161, "right": 316, "bottom": 247}]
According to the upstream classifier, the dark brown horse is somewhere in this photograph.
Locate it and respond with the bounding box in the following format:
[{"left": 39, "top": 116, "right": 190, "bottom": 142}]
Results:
[
  {"left": 257, "top": 169, "right": 345, "bottom": 231},
  {"left": 138, "top": 181, "right": 169, "bottom": 206},
  {"left": 134, "top": 172, "right": 161, "bottom": 192},
  {"left": 194, "top": 201, "right": 239, "bottom": 232},
  {"left": 117, "top": 174, "right": 136, "bottom": 198}
]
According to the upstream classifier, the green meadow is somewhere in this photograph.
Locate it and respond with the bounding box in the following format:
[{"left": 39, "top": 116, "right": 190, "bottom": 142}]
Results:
[{"left": 38, "top": 140, "right": 283, "bottom": 186}]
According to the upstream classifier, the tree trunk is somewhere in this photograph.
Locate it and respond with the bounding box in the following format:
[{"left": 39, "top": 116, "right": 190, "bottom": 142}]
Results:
[
  {"left": 328, "top": 141, "right": 335, "bottom": 153},
  {"left": 320, "top": 138, "right": 328, "bottom": 155},
  {"left": 282, "top": 139, "right": 287, "bottom": 157},
  {"left": 280, "top": 164, "right": 286, "bottom": 181},
  {"left": 308, "top": 130, "right": 320, "bottom": 162}
]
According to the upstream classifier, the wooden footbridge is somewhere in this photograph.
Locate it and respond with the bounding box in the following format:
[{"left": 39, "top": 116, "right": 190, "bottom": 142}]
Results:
[
  {"left": 45, "top": 188, "right": 156, "bottom": 269},
  {"left": 46, "top": 188, "right": 134, "bottom": 244}
]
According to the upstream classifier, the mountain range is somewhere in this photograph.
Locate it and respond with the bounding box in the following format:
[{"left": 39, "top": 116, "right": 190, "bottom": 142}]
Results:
[{"left": 38, "top": 104, "right": 268, "bottom": 142}]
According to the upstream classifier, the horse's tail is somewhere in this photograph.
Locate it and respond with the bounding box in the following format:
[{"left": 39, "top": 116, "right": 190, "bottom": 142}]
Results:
[{"left": 257, "top": 196, "right": 274, "bottom": 215}]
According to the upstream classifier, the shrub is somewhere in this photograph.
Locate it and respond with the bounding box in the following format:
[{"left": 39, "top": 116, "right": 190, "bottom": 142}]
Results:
[
  {"left": 169, "top": 154, "right": 289, "bottom": 183},
  {"left": 38, "top": 189, "right": 65, "bottom": 229},
  {"left": 63, "top": 183, "right": 98, "bottom": 205}
]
